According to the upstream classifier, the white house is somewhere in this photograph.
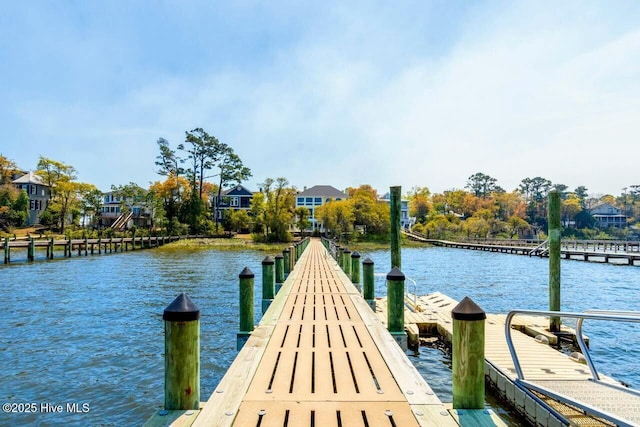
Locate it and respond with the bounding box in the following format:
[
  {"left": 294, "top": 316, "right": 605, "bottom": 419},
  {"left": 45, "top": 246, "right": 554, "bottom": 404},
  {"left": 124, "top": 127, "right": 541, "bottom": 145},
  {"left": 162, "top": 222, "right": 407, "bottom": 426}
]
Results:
[
  {"left": 590, "top": 203, "right": 627, "bottom": 228},
  {"left": 12, "top": 172, "right": 51, "bottom": 225},
  {"left": 295, "top": 185, "right": 348, "bottom": 232}
]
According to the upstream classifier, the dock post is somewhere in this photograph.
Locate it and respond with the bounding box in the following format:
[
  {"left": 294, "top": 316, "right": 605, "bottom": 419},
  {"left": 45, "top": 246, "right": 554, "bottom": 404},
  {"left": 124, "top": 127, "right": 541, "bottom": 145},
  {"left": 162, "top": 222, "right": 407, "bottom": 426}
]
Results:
[
  {"left": 363, "top": 258, "right": 375, "bottom": 309},
  {"left": 163, "top": 293, "right": 200, "bottom": 410},
  {"left": 283, "top": 248, "right": 291, "bottom": 279},
  {"left": 351, "top": 251, "right": 361, "bottom": 289},
  {"left": 275, "top": 254, "right": 284, "bottom": 293},
  {"left": 48, "top": 237, "right": 54, "bottom": 259},
  {"left": 262, "top": 256, "right": 275, "bottom": 314},
  {"left": 28, "top": 237, "right": 35, "bottom": 261},
  {"left": 67, "top": 239, "right": 72, "bottom": 257},
  {"left": 343, "top": 249, "right": 351, "bottom": 276},
  {"left": 238, "top": 267, "right": 255, "bottom": 350},
  {"left": 290, "top": 245, "right": 296, "bottom": 269},
  {"left": 452, "top": 297, "right": 486, "bottom": 409},
  {"left": 387, "top": 267, "right": 407, "bottom": 348},
  {"left": 131, "top": 230, "right": 136, "bottom": 251},
  {"left": 390, "top": 185, "right": 402, "bottom": 270},
  {"left": 4, "top": 237, "right": 10, "bottom": 264},
  {"left": 84, "top": 237, "right": 88, "bottom": 256},
  {"left": 548, "top": 191, "right": 561, "bottom": 332}
]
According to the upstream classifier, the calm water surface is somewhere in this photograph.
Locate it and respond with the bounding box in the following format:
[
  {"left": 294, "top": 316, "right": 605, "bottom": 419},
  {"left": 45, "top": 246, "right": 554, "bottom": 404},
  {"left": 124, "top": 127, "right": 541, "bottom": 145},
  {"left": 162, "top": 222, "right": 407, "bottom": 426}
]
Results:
[{"left": 0, "top": 245, "right": 637, "bottom": 426}]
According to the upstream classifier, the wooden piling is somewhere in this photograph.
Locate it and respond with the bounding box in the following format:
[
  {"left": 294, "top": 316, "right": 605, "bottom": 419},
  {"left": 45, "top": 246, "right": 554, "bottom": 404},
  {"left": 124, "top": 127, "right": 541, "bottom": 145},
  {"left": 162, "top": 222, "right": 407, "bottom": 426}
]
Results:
[
  {"left": 275, "top": 254, "right": 284, "bottom": 293},
  {"left": 343, "top": 249, "right": 351, "bottom": 276},
  {"left": 386, "top": 267, "right": 406, "bottom": 347},
  {"left": 351, "top": 251, "right": 361, "bottom": 287},
  {"left": 238, "top": 267, "right": 255, "bottom": 350},
  {"left": 283, "top": 248, "right": 291, "bottom": 278},
  {"left": 262, "top": 256, "right": 275, "bottom": 314},
  {"left": 4, "top": 237, "right": 9, "bottom": 264},
  {"left": 28, "top": 237, "right": 35, "bottom": 261},
  {"left": 163, "top": 293, "right": 200, "bottom": 410},
  {"left": 48, "top": 237, "right": 54, "bottom": 259},
  {"left": 390, "top": 186, "right": 402, "bottom": 270},
  {"left": 363, "top": 258, "right": 375, "bottom": 309},
  {"left": 452, "top": 297, "right": 486, "bottom": 409},
  {"left": 548, "top": 191, "right": 561, "bottom": 332}
]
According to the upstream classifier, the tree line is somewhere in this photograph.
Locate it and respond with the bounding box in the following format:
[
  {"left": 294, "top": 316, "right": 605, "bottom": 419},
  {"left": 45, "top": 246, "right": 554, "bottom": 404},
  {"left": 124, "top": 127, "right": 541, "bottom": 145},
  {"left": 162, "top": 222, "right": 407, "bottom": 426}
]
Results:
[{"left": 2, "top": 145, "right": 638, "bottom": 242}]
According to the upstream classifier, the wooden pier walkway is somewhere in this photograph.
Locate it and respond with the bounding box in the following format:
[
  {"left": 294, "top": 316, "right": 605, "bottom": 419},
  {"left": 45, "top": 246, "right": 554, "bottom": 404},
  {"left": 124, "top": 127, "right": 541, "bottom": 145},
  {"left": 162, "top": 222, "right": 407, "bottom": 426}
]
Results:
[
  {"left": 184, "top": 239, "right": 504, "bottom": 427},
  {"left": 378, "top": 292, "right": 639, "bottom": 426}
]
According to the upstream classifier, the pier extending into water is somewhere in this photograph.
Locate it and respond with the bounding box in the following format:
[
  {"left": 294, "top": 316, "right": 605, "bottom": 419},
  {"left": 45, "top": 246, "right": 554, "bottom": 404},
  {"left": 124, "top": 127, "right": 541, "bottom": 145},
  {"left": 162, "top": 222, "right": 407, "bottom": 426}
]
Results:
[{"left": 146, "top": 238, "right": 505, "bottom": 426}]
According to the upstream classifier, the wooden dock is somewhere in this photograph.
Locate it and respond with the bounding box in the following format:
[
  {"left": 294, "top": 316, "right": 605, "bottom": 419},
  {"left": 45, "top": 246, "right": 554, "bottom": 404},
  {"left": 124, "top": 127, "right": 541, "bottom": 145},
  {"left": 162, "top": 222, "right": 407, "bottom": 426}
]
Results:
[
  {"left": 149, "top": 239, "right": 506, "bottom": 426},
  {"left": 378, "top": 292, "right": 638, "bottom": 426},
  {"left": 403, "top": 232, "right": 640, "bottom": 266}
]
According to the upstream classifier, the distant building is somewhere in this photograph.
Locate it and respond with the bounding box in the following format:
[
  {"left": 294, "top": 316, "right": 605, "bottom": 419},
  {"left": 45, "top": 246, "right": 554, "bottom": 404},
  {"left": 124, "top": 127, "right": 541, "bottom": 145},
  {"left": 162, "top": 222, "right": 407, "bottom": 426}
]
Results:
[
  {"left": 590, "top": 203, "right": 627, "bottom": 228},
  {"left": 100, "top": 191, "right": 152, "bottom": 230},
  {"left": 379, "top": 192, "right": 414, "bottom": 230},
  {"left": 12, "top": 172, "right": 51, "bottom": 225},
  {"left": 213, "top": 185, "right": 254, "bottom": 220},
  {"left": 295, "top": 185, "right": 348, "bottom": 232}
]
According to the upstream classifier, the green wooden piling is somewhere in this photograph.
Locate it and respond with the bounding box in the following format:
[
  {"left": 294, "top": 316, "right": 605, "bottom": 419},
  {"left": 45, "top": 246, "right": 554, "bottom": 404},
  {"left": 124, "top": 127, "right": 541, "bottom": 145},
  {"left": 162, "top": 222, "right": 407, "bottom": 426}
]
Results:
[
  {"left": 275, "top": 254, "right": 284, "bottom": 293},
  {"left": 363, "top": 258, "right": 375, "bottom": 309},
  {"left": 48, "top": 237, "right": 54, "bottom": 259},
  {"left": 262, "top": 256, "right": 275, "bottom": 314},
  {"left": 67, "top": 239, "right": 72, "bottom": 257},
  {"left": 238, "top": 267, "right": 255, "bottom": 350},
  {"left": 390, "top": 186, "right": 402, "bottom": 270},
  {"left": 452, "top": 297, "right": 486, "bottom": 409},
  {"left": 343, "top": 249, "right": 351, "bottom": 276},
  {"left": 131, "top": 230, "right": 136, "bottom": 251},
  {"left": 549, "top": 191, "right": 561, "bottom": 332},
  {"left": 84, "top": 237, "right": 88, "bottom": 256},
  {"left": 351, "top": 251, "right": 361, "bottom": 285},
  {"left": 337, "top": 246, "right": 344, "bottom": 269},
  {"left": 386, "top": 267, "right": 406, "bottom": 347},
  {"left": 28, "top": 237, "right": 35, "bottom": 261},
  {"left": 289, "top": 245, "right": 296, "bottom": 270},
  {"left": 283, "top": 248, "right": 291, "bottom": 278},
  {"left": 4, "top": 237, "right": 9, "bottom": 264},
  {"left": 163, "top": 293, "right": 200, "bottom": 410}
]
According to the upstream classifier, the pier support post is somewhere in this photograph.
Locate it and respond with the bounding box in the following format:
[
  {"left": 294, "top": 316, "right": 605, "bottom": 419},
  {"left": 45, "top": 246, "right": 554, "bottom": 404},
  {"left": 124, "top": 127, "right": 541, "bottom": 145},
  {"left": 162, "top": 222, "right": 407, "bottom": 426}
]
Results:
[
  {"left": 4, "top": 237, "right": 9, "bottom": 264},
  {"left": 283, "top": 248, "right": 291, "bottom": 279},
  {"left": 163, "top": 293, "right": 200, "bottom": 411},
  {"left": 390, "top": 186, "right": 402, "bottom": 270},
  {"left": 387, "top": 267, "right": 407, "bottom": 348},
  {"left": 238, "top": 267, "right": 255, "bottom": 350},
  {"left": 343, "top": 249, "right": 351, "bottom": 276},
  {"left": 452, "top": 297, "right": 486, "bottom": 409},
  {"left": 351, "top": 251, "right": 361, "bottom": 290},
  {"left": 289, "top": 245, "right": 296, "bottom": 270},
  {"left": 548, "top": 191, "right": 561, "bottom": 332},
  {"left": 262, "top": 256, "right": 275, "bottom": 314},
  {"left": 28, "top": 237, "right": 35, "bottom": 261},
  {"left": 363, "top": 258, "right": 375, "bottom": 309},
  {"left": 48, "top": 237, "right": 54, "bottom": 259},
  {"left": 275, "top": 254, "right": 284, "bottom": 293}
]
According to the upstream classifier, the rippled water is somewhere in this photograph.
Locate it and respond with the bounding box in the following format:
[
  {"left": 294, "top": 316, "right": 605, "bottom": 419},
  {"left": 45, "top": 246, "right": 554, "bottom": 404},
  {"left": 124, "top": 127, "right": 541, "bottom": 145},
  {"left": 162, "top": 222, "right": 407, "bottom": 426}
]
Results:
[{"left": 0, "top": 245, "right": 637, "bottom": 426}]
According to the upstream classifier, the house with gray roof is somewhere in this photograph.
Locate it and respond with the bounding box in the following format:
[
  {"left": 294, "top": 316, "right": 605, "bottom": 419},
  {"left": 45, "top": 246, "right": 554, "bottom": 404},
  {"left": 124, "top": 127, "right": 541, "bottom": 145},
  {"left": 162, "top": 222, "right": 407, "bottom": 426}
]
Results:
[
  {"left": 12, "top": 172, "right": 51, "bottom": 225},
  {"left": 295, "top": 185, "right": 348, "bottom": 232}
]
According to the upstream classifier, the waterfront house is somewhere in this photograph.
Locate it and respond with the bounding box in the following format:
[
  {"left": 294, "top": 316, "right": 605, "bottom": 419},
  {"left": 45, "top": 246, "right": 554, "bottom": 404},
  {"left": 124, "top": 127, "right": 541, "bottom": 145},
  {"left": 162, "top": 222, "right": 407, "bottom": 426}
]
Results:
[
  {"left": 212, "top": 185, "right": 254, "bottom": 220},
  {"left": 100, "top": 191, "right": 152, "bottom": 230},
  {"left": 590, "top": 203, "right": 627, "bottom": 228},
  {"left": 379, "top": 192, "right": 415, "bottom": 230},
  {"left": 295, "top": 185, "right": 348, "bottom": 232},
  {"left": 12, "top": 171, "right": 50, "bottom": 225}
]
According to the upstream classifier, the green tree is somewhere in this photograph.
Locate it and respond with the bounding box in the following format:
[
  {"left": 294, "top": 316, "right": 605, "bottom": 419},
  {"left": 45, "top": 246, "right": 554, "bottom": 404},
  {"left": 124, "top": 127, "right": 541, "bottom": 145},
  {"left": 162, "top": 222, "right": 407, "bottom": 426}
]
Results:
[
  {"left": 465, "top": 172, "right": 503, "bottom": 199},
  {"left": 407, "top": 186, "right": 431, "bottom": 224},
  {"left": 260, "top": 177, "right": 295, "bottom": 242},
  {"left": 295, "top": 206, "right": 311, "bottom": 234},
  {"left": 211, "top": 146, "right": 252, "bottom": 233},
  {"left": 227, "top": 209, "right": 251, "bottom": 233},
  {"left": 0, "top": 154, "right": 19, "bottom": 185}
]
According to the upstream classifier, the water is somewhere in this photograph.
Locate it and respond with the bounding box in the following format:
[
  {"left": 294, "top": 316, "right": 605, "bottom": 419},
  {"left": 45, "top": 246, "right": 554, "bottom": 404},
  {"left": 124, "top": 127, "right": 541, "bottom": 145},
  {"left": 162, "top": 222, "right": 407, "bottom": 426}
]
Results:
[{"left": 0, "top": 245, "right": 638, "bottom": 426}]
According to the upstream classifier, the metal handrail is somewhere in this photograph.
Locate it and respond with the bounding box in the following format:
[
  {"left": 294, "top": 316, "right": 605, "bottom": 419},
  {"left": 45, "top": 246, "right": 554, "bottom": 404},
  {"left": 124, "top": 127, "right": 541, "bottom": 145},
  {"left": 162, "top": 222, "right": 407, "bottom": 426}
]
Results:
[
  {"left": 505, "top": 309, "right": 640, "bottom": 381},
  {"left": 527, "top": 239, "right": 549, "bottom": 256}
]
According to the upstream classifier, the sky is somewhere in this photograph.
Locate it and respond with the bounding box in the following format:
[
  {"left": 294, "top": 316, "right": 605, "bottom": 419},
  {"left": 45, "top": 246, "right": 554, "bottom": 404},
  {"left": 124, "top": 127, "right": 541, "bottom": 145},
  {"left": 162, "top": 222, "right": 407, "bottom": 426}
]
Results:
[{"left": 1, "top": 1, "right": 639, "bottom": 197}]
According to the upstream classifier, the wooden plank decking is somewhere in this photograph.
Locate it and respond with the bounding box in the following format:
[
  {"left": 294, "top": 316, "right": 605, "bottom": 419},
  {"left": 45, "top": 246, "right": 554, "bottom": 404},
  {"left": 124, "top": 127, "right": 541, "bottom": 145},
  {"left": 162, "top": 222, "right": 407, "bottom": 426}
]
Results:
[{"left": 188, "top": 239, "right": 502, "bottom": 427}]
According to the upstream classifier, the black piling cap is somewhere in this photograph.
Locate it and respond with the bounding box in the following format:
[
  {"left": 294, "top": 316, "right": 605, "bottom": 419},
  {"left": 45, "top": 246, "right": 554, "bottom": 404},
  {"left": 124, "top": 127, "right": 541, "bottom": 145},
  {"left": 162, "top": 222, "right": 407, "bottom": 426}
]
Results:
[
  {"left": 351, "top": 251, "right": 360, "bottom": 258},
  {"left": 239, "top": 267, "right": 255, "bottom": 278},
  {"left": 283, "top": 248, "right": 290, "bottom": 253},
  {"left": 262, "top": 256, "right": 275, "bottom": 265},
  {"left": 343, "top": 249, "right": 351, "bottom": 254},
  {"left": 386, "top": 267, "right": 405, "bottom": 281},
  {"left": 451, "top": 296, "right": 486, "bottom": 321},
  {"left": 275, "top": 254, "right": 283, "bottom": 259},
  {"left": 163, "top": 293, "right": 200, "bottom": 321},
  {"left": 363, "top": 257, "right": 374, "bottom": 265}
]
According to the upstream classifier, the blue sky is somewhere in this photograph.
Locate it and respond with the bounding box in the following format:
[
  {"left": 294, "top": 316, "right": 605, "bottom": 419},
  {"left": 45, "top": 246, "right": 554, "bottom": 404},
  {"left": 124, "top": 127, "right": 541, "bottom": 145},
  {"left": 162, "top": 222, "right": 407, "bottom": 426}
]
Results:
[{"left": 2, "top": 1, "right": 639, "bottom": 196}]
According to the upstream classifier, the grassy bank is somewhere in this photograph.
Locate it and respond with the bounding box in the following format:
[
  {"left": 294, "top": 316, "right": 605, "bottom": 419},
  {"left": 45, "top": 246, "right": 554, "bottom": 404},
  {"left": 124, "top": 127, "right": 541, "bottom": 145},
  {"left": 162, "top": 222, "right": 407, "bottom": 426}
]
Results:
[{"left": 157, "top": 237, "right": 291, "bottom": 253}]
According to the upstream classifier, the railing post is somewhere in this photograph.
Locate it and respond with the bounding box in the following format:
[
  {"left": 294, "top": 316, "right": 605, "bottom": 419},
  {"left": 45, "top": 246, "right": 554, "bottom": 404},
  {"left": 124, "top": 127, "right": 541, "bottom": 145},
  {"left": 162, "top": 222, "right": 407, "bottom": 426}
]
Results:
[
  {"left": 163, "top": 293, "right": 200, "bottom": 410},
  {"left": 238, "top": 267, "right": 255, "bottom": 350},
  {"left": 275, "top": 254, "right": 284, "bottom": 293},
  {"left": 262, "top": 256, "right": 275, "bottom": 314},
  {"left": 363, "top": 258, "right": 375, "bottom": 309},
  {"left": 350, "top": 251, "right": 360, "bottom": 289},
  {"left": 549, "top": 191, "right": 561, "bottom": 332},
  {"left": 283, "top": 248, "right": 291, "bottom": 278},
  {"left": 289, "top": 245, "right": 296, "bottom": 270},
  {"left": 387, "top": 267, "right": 406, "bottom": 348},
  {"left": 452, "top": 297, "right": 486, "bottom": 409},
  {"left": 390, "top": 185, "right": 402, "bottom": 270}
]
